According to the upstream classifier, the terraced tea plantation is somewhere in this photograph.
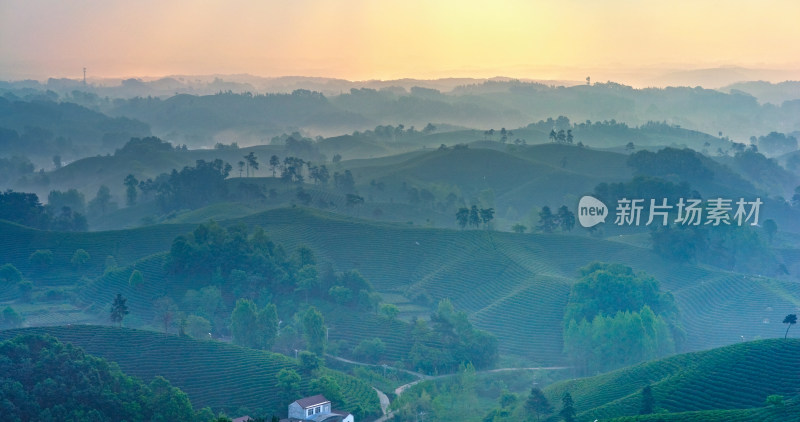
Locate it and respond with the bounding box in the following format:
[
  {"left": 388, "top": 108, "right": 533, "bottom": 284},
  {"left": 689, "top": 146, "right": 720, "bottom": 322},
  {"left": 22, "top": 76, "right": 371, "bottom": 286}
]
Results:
[
  {"left": 0, "top": 325, "right": 381, "bottom": 418},
  {"left": 544, "top": 339, "right": 800, "bottom": 421}
]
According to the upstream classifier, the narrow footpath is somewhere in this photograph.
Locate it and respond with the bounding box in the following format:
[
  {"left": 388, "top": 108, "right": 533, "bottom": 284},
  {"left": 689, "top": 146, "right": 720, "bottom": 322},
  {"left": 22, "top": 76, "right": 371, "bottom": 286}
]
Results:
[{"left": 327, "top": 354, "right": 569, "bottom": 421}]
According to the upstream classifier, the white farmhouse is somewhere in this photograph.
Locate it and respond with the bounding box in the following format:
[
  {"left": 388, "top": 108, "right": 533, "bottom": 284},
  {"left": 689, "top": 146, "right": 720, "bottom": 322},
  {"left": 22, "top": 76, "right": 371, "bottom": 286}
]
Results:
[{"left": 284, "top": 395, "right": 354, "bottom": 422}]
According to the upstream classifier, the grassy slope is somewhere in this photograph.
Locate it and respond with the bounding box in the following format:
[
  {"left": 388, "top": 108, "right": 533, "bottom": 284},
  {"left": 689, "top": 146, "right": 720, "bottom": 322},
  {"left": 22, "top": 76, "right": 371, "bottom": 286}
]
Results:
[
  {"left": 5, "top": 206, "right": 800, "bottom": 366},
  {"left": 543, "top": 339, "right": 800, "bottom": 422},
  {"left": 0, "top": 219, "right": 193, "bottom": 278},
  {"left": 0, "top": 325, "right": 381, "bottom": 418},
  {"left": 348, "top": 144, "right": 634, "bottom": 219}
]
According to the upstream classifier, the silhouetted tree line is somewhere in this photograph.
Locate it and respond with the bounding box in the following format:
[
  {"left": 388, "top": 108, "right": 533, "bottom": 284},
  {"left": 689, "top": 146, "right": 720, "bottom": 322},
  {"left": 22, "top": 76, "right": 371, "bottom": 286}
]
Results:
[
  {"left": 0, "top": 190, "right": 87, "bottom": 231},
  {"left": 627, "top": 147, "right": 713, "bottom": 181},
  {"left": 537, "top": 205, "right": 575, "bottom": 233},
  {"left": 456, "top": 205, "right": 494, "bottom": 229},
  {"left": 0, "top": 96, "right": 150, "bottom": 158},
  {"left": 152, "top": 159, "right": 232, "bottom": 212}
]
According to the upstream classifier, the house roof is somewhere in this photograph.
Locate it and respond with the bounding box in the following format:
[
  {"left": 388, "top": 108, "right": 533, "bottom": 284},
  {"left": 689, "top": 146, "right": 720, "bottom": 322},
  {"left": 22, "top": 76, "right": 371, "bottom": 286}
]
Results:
[
  {"left": 294, "top": 394, "right": 331, "bottom": 409},
  {"left": 232, "top": 417, "right": 253, "bottom": 422}
]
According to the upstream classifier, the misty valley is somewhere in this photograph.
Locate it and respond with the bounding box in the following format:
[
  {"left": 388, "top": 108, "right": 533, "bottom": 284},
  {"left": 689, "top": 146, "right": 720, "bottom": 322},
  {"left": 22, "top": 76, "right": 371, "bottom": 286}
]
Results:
[{"left": 3, "top": 76, "right": 800, "bottom": 422}]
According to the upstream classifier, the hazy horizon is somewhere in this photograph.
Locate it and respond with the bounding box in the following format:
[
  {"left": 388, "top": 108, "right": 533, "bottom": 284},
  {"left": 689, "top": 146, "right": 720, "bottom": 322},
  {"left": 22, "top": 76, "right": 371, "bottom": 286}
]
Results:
[{"left": 2, "top": 0, "right": 800, "bottom": 86}]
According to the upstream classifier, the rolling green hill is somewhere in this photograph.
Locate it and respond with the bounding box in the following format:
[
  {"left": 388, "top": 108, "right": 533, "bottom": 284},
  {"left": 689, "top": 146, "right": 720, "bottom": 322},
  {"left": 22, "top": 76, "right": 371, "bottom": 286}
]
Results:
[
  {"left": 0, "top": 219, "right": 192, "bottom": 280},
  {"left": 542, "top": 338, "right": 800, "bottom": 421},
  {"left": 0, "top": 325, "right": 381, "bottom": 418},
  {"left": 42, "top": 144, "right": 285, "bottom": 202},
  {"left": 348, "top": 144, "right": 634, "bottom": 223},
  {"left": 5, "top": 206, "right": 797, "bottom": 367}
]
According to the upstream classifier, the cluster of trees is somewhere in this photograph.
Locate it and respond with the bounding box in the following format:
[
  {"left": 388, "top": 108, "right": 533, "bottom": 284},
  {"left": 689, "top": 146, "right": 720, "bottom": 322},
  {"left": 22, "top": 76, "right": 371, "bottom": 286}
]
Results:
[
  {"left": 0, "top": 190, "right": 87, "bottom": 231},
  {"left": 152, "top": 159, "right": 231, "bottom": 212},
  {"left": 536, "top": 205, "right": 575, "bottom": 233},
  {"left": 455, "top": 205, "right": 494, "bottom": 229},
  {"left": 280, "top": 156, "right": 308, "bottom": 183},
  {"left": 731, "top": 148, "right": 796, "bottom": 193},
  {"left": 167, "top": 221, "right": 379, "bottom": 307},
  {"left": 650, "top": 221, "right": 779, "bottom": 274},
  {"left": 563, "top": 262, "right": 681, "bottom": 375},
  {"left": 0, "top": 155, "right": 34, "bottom": 185},
  {"left": 627, "top": 147, "right": 714, "bottom": 181},
  {"left": 754, "top": 131, "right": 797, "bottom": 156},
  {"left": 237, "top": 151, "right": 260, "bottom": 177},
  {"left": 326, "top": 269, "right": 382, "bottom": 312},
  {"left": 350, "top": 122, "right": 434, "bottom": 142},
  {"left": 0, "top": 305, "right": 23, "bottom": 329},
  {"left": 408, "top": 299, "right": 498, "bottom": 374},
  {"left": 483, "top": 127, "right": 522, "bottom": 144},
  {"left": 230, "top": 299, "right": 279, "bottom": 349},
  {"left": 389, "top": 363, "right": 479, "bottom": 422},
  {"left": 515, "top": 388, "right": 576, "bottom": 422},
  {"left": 164, "top": 222, "right": 382, "bottom": 358},
  {"left": 152, "top": 285, "right": 227, "bottom": 340},
  {"left": 593, "top": 176, "right": 694, "bottom": 212},
  {"left": 167, "top": 222, "right": 305, "bottom": 294},
  {"left": 548, "top": 128, "right": 574, "bottom": 144},
  {"left": 0, "top": 334, "right": 214, "bottom": 421},
  {"left": 114, "top": 136, "right": 173, "bottom": 157}
]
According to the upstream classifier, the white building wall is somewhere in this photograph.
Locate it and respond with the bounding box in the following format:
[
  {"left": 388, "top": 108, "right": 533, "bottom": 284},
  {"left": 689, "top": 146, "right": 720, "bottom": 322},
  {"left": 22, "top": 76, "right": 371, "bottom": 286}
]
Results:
[{"left": 288, "top": 402, "right": 304, "bottom": 420}]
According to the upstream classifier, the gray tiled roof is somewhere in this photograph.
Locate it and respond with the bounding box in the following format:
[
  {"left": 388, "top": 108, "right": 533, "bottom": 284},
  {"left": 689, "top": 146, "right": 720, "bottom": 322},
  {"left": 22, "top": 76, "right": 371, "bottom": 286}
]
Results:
[{"left": 294, "top": 395, "right": 330, "bottom": 409}]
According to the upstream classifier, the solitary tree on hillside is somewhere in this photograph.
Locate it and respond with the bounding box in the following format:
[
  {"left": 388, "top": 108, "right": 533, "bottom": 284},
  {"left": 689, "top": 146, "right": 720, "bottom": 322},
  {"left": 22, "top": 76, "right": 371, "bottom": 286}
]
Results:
[
  {"left": 560, "top": 392, "right": 576, "bottom": 422},
  {"left": 456, "top": 207, "right": 469, "bottom": 229},
  {"left": 557, "top": 205, "right": 576, "bottom": 232},
  {"left": 110, "top": 293, "right": 129, "bottom": 327},
  {"left": 244, "top": 152, "right": 259, "bottom": 177},
  {"left": 153, "top": 296, "right": 177, "bottom": 333},
  {"left": 524, "top": 387, "right": 553, "bottom": 422},
  {"left": 784, "top": 314, "right": 797, "bottom": 338},
  {"left": 468, "top": 205, "right": 481, "bottom": 228},
  {"left": 70, "top": 248, "right": 91, "bottom": 269},
  {"left": 538, "top": 206, "right": 556, "bottom": 233},
  {"left": 276, "top": 368, "right": 301, "bottom": 402},
  {"left": 237, "top": 161, "right": 245, "bottom": 178},
  {"left": 0, "top": 263, "right": 23, "bottom": 284},
  {"left": 763, "top": 219, "right": 778, "bottom": 243},
  {"left": 640, "top": 385, "right": 655, "bottom": 415},
  {"left": 269, "top": 155, "right": 280, "bottom": 177},
  {"left": 124, "top": 174, "right": 138, "bottom": 206},
  {"left": 89, "top": 185, "right": 115, "bottom": 216},
  {"left": 479, "top": 207, "right": 495, "bottom": 229},
  {"left": 303, "top": 306, "right": 326, "bottom": 356}
]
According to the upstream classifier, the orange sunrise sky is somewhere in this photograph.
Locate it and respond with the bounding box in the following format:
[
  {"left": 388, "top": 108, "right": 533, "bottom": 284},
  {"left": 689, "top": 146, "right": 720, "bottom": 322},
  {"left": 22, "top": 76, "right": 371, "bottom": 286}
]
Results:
[{"left": 1, "top": 0, "right": 799, "bottom": 82}]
